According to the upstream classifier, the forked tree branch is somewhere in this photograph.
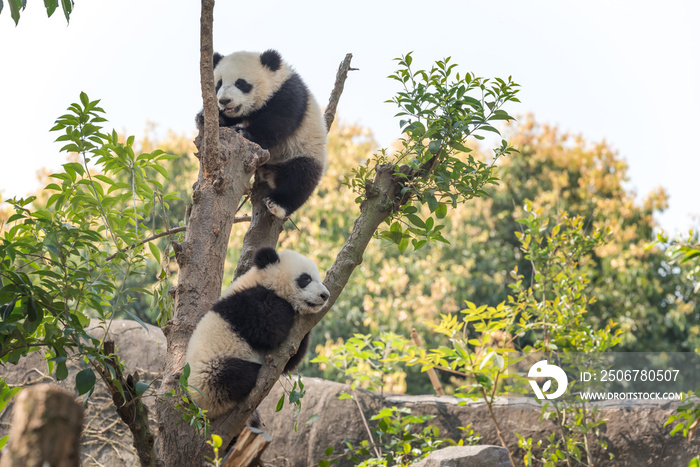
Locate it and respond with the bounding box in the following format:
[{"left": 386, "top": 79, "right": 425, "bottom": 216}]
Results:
[{"left": 233, "top": 54, "right": 357, "bottom": 279}]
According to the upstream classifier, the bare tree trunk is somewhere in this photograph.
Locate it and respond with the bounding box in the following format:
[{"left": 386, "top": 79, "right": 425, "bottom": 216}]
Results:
[{"left": 0, "top": 384, "right": 83, "bottom": 467}]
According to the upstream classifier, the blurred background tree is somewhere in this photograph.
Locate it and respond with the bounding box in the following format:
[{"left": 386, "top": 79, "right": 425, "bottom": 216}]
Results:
[{"left": 12, "top": 116, "right": 697, "bottom": 394}]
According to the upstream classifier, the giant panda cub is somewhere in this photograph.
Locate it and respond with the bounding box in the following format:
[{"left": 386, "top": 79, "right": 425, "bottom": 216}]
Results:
[
  {"left": 185, "top": 247, "right": 329, "bottom": 418},
  {"left": 198, "top": 49, "right": 327, "bottom": 219}
]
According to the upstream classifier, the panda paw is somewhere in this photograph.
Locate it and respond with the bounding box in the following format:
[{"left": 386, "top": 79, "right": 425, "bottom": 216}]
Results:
[
  {"left": 233, "top": 126, "right": 253, "bottom": 141},
  {"left": 264, "top": 198, "right": 287, "bottom": 219}
]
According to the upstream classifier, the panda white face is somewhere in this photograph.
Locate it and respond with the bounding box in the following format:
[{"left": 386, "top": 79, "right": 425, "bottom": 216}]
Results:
[
  {"left": 214, "top": 50, "right": 291, "bottom": 118},
  {"left": 274, "top": 250, "right": 329, "bottom": 315},
  {"left": 225, "top": 248, "right": 329, "bottom": 315}
]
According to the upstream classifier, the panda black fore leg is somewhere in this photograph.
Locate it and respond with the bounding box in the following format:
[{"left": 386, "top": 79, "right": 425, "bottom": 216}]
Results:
[
  {"left": 261, "top": 157, "right": 323, "bottom": 218},
  {"left": 283, "top": 332, "right": 311, "bottom": 374}
]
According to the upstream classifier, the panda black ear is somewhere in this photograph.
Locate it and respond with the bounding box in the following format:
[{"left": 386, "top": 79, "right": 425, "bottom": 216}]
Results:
[
  {"left": 254, "top": 247, "right": 280, "bottom": 269},
  {"left": 260, "top": 50, "right": 282, "bottom": 72},
  {"left": 213, "top": 52, "right": 224, "bottom": 69}
]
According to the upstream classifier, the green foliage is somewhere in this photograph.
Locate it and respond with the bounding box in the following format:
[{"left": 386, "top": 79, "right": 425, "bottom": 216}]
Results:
[
  {"left": 656, "top": 231, "right": 700, "bottom": 464},
  {"left": 275, "top": 374, "right": 307, "bottom": 431},
  {"left": 0, "top": 378, "right": 21, "bottom": 448},
  {"left": 346, "top": 53, "right": 519, "bottom": 252},
  {"left": 458, "top": 120, "right": 698, "bottom": 352},
  {"left": 165, "top": 362, "right": 211, "bottom": 437},
  {"left": 321, "top": 407, "right": 455, "bottom": 467},
  {"left": 300, "top": 118, "right": 697, "bottom": 396},
  {"left": 651, "top": 230, "right": 700, "bottom": 293},
  {"left": 314, "top": 334, "right": 471, "bottom": 467},
  {"left": 0, "top": 93, "right": 179, "bottom": 403},
  {"left": 1, "top": 0, "right": 74, "bottom": 25},
  {"left": 312, "top": 332, "right": 410, "bottom": 394},
  {"left": 384, "top": 208, "right": 622, "bottom": 465}
]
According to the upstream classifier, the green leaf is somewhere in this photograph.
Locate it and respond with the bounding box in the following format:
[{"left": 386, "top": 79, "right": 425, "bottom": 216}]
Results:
[
  {"left": 405, "top": 214, "right": 425, "bottom": 229},
  {"left": 76, "top": 368, "right": 96, "bottom": 395},
  {"left": 426, "top": 193, "right": 438, "bottom": 212},
  {"left": 56, "top": 361, "right": 69, "bottom": 381},
  {"left": 134, "top": 381, "right": 149, "bottom": 397},
  {"left": 289, "top": 390, "right": 302, "bottom": 404},
  {"left": 488, "top": 110, "right": 513, "bottom": 121},
  {"left": 60, "top": 0, "right": 72, "bottom": 22},
  {"left": 44, "top": 0, "right": 58, "bottom": 16},
  {"left": 479, "top": 351, "right": 495, "bottom": 370},
  {"left": 8, "top": 0, "right": 24, "bottom": 25},
  {"left": 275, "top": 394, "right": 285, "bottom": 412},
  {"left": 306, "top": 413, "right": 321, "bottom": 425},
  {"left": 124, "top": 310, "right": 150, "bottom": 333},
  {"left": 688, "top": 457, "right": 700, "bottom": 467},
  {"left": 428, "top": 140, "right": 441, "bottom": 155},
  {"left": 0, "top": 435, "right": 8, "bottom": 451},
  {"left": 148, "top": 242, "right": 161, "bottom": 264},
  {"left": 435, "top": 203, "right": 447, "bottom": 219}
]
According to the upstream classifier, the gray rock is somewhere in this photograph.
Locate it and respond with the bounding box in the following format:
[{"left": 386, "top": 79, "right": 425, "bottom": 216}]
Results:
[{"left": 412, "top": 445, "right": 512, "bottom": 467}]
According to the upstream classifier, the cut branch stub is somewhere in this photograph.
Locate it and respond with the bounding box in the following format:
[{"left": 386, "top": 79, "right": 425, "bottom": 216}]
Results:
[{"left": 0, "top": 384, "right": 83, "bottom": 467}]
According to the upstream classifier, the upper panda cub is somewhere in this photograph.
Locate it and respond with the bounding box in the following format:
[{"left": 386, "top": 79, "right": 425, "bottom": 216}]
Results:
[
  {"left": 197, "top": 49, "right": 327, "bottom": 219},
  {"left": 185, "top": 247, "right": 329, "bottom": 418}
]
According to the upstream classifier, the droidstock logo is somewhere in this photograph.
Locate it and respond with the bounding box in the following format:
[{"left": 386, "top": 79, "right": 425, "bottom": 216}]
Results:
[{"left": 528, "top": 360, "right": 569, "bottom": 400}]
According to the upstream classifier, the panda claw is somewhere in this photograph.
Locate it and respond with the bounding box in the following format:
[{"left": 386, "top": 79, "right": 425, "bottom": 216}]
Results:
[{"left": 264, "top": 198, "right": 287, "bottom": 219}]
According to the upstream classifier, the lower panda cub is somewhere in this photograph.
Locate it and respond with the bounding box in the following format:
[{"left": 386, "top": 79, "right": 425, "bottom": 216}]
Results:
[{"left": 185, "top": 247, "right": 329, "bottom": 418}]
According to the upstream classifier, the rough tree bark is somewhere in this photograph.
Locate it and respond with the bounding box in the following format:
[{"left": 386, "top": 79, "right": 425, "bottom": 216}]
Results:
[{"left": 154, "top": 126, "right": 268, "bottom": 465}]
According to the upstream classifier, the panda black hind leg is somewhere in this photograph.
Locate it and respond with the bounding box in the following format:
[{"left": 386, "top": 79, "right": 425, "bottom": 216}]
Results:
[
  {"left": 213, "top": 357, "right": 262, "bottom": 403},
  {"left": 262, "top": 157, "right": 323, "bottom": 218},
  {"left": 283, "top": 332, "right": 311, "bottom": 374}
]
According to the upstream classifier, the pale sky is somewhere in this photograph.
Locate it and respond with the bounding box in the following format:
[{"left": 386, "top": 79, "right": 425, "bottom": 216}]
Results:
[{"left": 1, "top": 0, "right": 698, "bottom": 234}]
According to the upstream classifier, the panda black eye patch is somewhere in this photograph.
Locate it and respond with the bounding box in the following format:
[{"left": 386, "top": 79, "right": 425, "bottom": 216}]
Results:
[
  {"left": 235, "top": 79, "right": 252, "bottom": 93},
  {"left": 216, "top": 79, "right": 222, "bottom": 93},
  {"left": 296, "top": 273, "right": 312, "bottom": 289}
]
